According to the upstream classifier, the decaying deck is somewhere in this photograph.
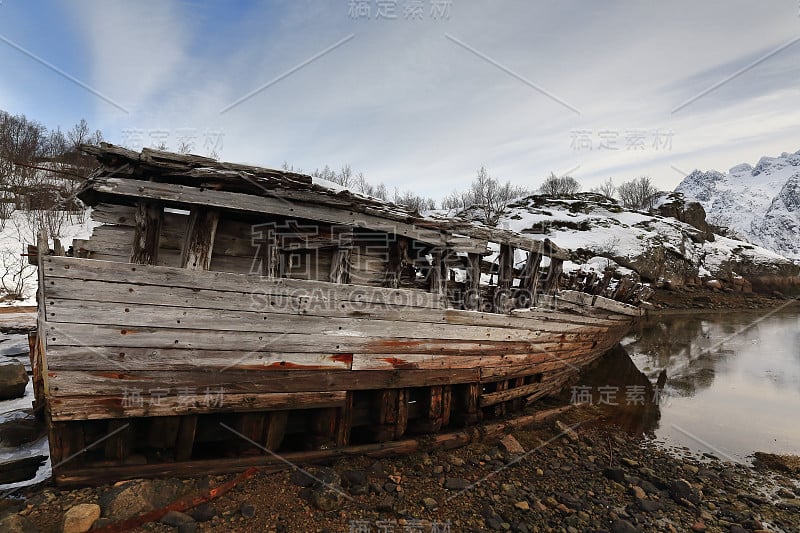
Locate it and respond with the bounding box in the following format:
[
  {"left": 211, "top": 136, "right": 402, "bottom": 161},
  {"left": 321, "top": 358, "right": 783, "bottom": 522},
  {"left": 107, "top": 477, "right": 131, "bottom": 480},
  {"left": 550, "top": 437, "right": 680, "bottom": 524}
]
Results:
[{"left": 32, "top": 144, "right": 647, "bottom": 486}]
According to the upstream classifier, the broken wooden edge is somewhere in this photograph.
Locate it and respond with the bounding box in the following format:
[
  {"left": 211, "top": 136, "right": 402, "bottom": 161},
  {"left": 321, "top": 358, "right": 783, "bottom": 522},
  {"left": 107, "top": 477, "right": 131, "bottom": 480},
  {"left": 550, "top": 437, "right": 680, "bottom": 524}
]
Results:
[{"left": 54, "top": 404, "right": 576, "bottom": 487}]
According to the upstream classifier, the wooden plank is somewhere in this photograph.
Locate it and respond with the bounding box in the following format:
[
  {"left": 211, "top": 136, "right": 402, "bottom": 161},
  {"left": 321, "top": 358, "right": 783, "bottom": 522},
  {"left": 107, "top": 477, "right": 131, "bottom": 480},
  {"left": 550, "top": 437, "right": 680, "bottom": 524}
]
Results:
[
  {"left": 492, "top": 380, "right": 508, "bottom": 416},
  {"left": 45, "top": 277, "right": 624, "bottom": 329},
  {"left": 46, "top": 368, "right": 481, "bottom": 398},
  {"left": 383, "top": 236, "right": 408, "bottom": 289},
  {"left": 350, "top": 347, "right": 591, "bottom": 371},
  {"left": 451, "top": 382, "right": 481, "bottom": 426},
  {"left": 130, "top": 201, "right": 163, "bottom": 265},
  {"left": 441, "top": 385, "right": 452, "bottom": 427},
  {"left": 180, "top": 208, "right": 219, "bottom": 270},
  {"left": 329, "top": 226, "right": 352, "bottom": 284},
  {"left": 49, "top": 422, "right": 85, "bottom": 467},
  {"left": 44, "top": 300, "right": 610, "bottom": 343},
  {"left": 175, "top": 416, "right": 197, "bottom": 461},
  {"left": 43, "top": 256, "right": 444, "bottom": 309},
  {"left": 480, "top": 380, "right": 561, "bottom": 407},
  {"left": 92, "top": 176, "right": 449, "bottom": 246},
  {"left": 236, "top": 413, "right": 266, "bottom": 455},
  {"left": 496, "top": 244, "right": 514, "bottom": 313},
  {"left": 309, "top": 408, "right": 339, "bottom": 449},
  {"left": 263, "top": 411, "right": 288, "bottom": 451},
  {"left": 48, "top": 391, "right": 348, "bottom": 421},
  {"left": 428, "top": 249, "right": 446, "bottom": 297},
  {"left": 465, "top": 252, "right": 482, "bottom": 310},
  {"left": 43, "top": 323, "right": 604, "bottom": 355},
  {"left": 104, "top": 419, "right": 133, "bottom": 460},
  {"left": 543, "top": 257, "right": 563, "bottom": 295},
  {"left": 252, "top": 223, "right": 281, "bottom": 277},
  {"left": 45, "top": 346, "right": 353, "bottom": 371},
  {"left": 335, "top": 392, "right": 353, "bottom": 447}
]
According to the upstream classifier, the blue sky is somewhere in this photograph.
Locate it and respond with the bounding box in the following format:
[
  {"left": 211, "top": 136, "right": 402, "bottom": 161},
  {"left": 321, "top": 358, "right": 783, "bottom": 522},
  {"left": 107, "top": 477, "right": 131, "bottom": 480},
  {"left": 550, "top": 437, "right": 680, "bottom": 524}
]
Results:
[{"left": 1, "top": 0, "right": 799, "bottom": 197}]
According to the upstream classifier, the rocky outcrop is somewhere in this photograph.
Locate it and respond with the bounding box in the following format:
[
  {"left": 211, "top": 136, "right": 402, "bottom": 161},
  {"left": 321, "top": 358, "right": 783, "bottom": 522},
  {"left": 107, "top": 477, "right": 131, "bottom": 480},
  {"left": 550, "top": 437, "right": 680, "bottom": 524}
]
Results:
[
  {"left": 656, "top": 193, "right": 713, "bottom": 242},
  {"left": 0, "top": 358, "right": 28, "bottom": 400}
]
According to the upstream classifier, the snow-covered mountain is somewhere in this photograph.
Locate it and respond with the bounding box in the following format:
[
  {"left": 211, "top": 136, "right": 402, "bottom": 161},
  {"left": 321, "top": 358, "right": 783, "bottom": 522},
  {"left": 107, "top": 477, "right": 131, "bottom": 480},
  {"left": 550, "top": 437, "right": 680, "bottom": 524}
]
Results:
[{"left": 675, "top": 151, "right": 800, "bottom": 261}]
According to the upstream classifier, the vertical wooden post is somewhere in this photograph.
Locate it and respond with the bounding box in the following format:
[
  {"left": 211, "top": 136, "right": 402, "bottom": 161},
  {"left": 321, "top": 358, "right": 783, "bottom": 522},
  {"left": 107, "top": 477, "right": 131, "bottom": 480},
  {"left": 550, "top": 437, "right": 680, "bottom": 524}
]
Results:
[
  {"left": 370, "top": 389, "right": 409, "bottom": 441},
  {"left": 104, "top": 420, "right": 134, "bottom": 460},
  {"left": 263, "top": 411, "right": 289, "bottom": 451},
  {"left": 175, "top": 416, "right": 197, "bottom": 461},
  {"left": 309, "top": 408, "right": 339, "bottom": 449},
  {"left": 181, "top": 208, "right": 219, "bottom": 270},
  {"left": 384, "top": 237, "right": 409, "bottom": 288},
  {"left": 492, "top": 380, "right": 508, "bottom": 417},
  {"left": 496, "top": 244, "right": 514, "bottom": 312},
  {"left": 543, "top": 257, "right": 564, "bottom": 295},
  {"left": 256, "top": 224, "right": 281, "bottom": 278},
  {"left": 521, "top": 250, "right": 543, "bottom": 307},
  {"left": 452, "top": 383, "right": 481, "bottom": 426},
  {"left": 329, "top": 226, "right": 353, "bottom": 284},
  {"left": 335, "top": 392, "right": 353, "bottom": 447},
  {"left": 408, "top": 386, "right": 446, "bottom": 433},
  {"left": 429, "top": 248, "right": 448, "bottom": 297},
  {"left": 130, "top": 201, "right": 163, "bottom": 265},
  {"left": 465, "top": 253, "right": 482, "bottom": 310}
]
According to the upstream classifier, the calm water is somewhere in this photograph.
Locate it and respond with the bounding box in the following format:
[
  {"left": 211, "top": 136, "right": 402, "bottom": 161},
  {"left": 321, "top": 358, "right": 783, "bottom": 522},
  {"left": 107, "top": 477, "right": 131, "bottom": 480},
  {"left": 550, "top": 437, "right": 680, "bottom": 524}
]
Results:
[{"left": 620, "top": 309, "right": 800, "bottom": 462}]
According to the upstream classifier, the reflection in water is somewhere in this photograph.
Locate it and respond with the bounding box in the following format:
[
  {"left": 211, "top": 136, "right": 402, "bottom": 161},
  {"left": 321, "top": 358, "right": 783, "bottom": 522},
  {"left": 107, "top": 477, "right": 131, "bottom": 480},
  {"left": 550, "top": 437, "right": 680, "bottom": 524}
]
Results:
[
  {"left": 566, "top": 344, "right": 661, "bottom": 436},
  {"left": 620, "top": 310, "right": 800, "bottom": 461}
]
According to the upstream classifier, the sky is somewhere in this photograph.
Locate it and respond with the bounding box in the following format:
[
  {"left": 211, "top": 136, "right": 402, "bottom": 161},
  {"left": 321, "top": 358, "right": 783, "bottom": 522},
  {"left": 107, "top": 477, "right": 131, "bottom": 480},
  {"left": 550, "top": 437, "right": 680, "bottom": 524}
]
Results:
[{"left": 1, "top": 0, "right": 799, "bottom": 198}]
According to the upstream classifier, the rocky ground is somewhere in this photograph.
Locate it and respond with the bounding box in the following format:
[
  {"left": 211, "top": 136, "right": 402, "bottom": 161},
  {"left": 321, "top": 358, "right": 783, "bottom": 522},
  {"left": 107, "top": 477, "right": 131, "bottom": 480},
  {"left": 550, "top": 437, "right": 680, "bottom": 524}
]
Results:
[
  {"left": 1, "top": 403, "right": 798, "bottom": 533},
  {"left": 647, "top": 287, "right": 798, "bottom": 313}
]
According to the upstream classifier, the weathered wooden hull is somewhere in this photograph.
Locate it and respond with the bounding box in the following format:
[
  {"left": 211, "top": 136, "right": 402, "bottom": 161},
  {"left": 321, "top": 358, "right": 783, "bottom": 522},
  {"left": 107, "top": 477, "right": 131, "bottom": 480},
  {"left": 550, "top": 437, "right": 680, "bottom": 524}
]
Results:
[{"left": 34, "top": 255, "right": 640, "bottom": 486}]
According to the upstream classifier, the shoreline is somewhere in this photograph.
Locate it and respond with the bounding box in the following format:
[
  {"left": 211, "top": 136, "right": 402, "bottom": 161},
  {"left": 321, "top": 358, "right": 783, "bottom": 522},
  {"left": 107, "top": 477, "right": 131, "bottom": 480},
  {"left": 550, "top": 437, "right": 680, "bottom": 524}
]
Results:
[{"left": 2, "top": 403, "right": 798, "bottom": 532}]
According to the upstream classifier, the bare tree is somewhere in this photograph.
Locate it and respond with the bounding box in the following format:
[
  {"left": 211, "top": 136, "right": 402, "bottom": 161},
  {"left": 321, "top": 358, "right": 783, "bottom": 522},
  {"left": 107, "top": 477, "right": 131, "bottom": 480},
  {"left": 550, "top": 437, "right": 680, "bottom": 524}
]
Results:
[
  {"left": 591, "top": 177, "right": 616, "bottom": 199},
  {"left": 539, "top": 172, "right": 581, "bottom": 197},
  {"left": 392, "top": 189, "right": 436, "bottom": 213},
  {"left": 618, "top": 176, "right": 659, "bottom": 210},
  {"left": 442, "top": 167, "right": 529, "bottom": 225}
]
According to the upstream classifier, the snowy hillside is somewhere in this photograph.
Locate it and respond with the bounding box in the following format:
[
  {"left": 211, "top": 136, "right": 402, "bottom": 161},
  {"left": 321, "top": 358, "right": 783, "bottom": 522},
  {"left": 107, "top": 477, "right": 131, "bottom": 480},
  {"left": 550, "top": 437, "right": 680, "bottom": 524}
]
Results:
[
  {"left": 481, "top": 194, "right": 796, "bottom": 287},
  {"left": 675, "top": 151, "right": 800, "bottom": 260},
  {"left": 0, "top": 210, "right": 96, "bottom": 306}
]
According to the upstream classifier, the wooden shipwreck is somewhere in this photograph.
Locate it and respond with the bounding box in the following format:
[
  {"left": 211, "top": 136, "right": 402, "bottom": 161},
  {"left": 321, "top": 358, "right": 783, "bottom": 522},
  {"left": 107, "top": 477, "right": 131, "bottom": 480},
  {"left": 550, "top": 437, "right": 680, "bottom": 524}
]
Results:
[{"left": 31, "top": 144, "right": 650, "bottom": 486}]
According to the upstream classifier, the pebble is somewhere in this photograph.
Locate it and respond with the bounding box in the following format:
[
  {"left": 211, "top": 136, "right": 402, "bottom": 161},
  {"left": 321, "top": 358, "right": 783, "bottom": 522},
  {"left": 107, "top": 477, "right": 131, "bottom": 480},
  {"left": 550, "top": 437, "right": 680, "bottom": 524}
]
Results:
[
  {"left": 514, "top": 501, "right": 529, "bottom": 511},
  {"left": 443, "top": 478, "right": 471, "bottom": 490}
]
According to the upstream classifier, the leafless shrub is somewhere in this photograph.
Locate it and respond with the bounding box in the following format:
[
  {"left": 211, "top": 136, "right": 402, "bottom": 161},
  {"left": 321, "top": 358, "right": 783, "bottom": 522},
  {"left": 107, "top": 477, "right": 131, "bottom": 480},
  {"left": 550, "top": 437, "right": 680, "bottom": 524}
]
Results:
[
  {"left": 618, "top": 176, "right": 659, "bottom": 210},
  {"left": 539, "top": 172, "right": 581, "bottom": 197}
]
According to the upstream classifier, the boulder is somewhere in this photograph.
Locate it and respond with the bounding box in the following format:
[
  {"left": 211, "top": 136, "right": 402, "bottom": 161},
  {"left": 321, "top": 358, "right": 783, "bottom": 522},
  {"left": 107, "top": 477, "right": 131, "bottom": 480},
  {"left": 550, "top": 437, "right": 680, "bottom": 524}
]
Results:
[
  {"left": 0, "top": 413, "right": 45, "bottom": 447},
  {"left": 62, "top": 503, "right": 101, "bottom": 533},
  {"left": 0, "top": 455, "right": 46, "bottom": 484},
  {"left": 0, "top": 359, "right": 28, "bottom": 400},
  {"left": 0, "top": 514, "right": 38, "bottom": 533}
]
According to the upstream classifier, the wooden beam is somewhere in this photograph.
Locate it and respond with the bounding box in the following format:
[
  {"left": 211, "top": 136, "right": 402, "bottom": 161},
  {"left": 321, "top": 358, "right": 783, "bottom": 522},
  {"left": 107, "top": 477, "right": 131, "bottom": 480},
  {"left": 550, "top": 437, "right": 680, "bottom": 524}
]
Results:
[
  {"left": 130, "top": 201, "right": 163, "bottom": 265},
  {"left": 428, "top": 248, "right": 448, "bottom": 298},
  {"left": 465, "top": 253, "right": 482, "bottom": 310},
  {"left": 93, "top": 177, "right": 449, "bottom": 247},
  {"left": 496, "top": 244, "right": 514, "bottom": 313},
  {"left": 543, "top": 257, "right": 563, "bottom": 295},
  {"left": 329, "top": 226, "right": 352, "bottom": 284},
  {"left": 520, "top": 251, "right": 542, "bottom": 307},
  {"left": 180, "top": 208, "right": 219, "bottom": 270},
  {"left": 383, "top": 237, "right": 409, "bottom": 289},
  {"left": 263, "top": 411, "right": 288, "bottom": 451}
]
